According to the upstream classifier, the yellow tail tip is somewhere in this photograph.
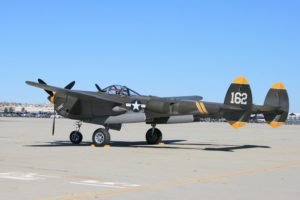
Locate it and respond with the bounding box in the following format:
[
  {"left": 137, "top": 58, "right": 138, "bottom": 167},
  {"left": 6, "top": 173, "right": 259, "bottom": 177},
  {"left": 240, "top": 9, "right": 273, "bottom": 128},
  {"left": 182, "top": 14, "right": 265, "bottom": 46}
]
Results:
[
  {"left": 229, "top": 121, "right": 247, "bottom": 128},
  {"left": 232, "top": 77, "right": 249, "bottom": 85},
  {"left": 268, "top": 121, "right": 283, "bottom": 128},
  {"left": 272, "top": 82, "right": 286, "bottom": 90}
]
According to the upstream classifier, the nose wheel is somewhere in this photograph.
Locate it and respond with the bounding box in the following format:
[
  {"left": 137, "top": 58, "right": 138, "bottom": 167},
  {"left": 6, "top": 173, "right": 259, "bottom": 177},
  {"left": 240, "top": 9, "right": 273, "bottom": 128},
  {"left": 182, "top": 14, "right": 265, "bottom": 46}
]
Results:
[
  {"left": 70, "top": 131, "right": 83, "bottom": 144},
  {"left": 146, "top": 126, "right": 163, "bottom": 145},
  {"left": 70, "top": 121, "right": 83, "bottom": 144}
]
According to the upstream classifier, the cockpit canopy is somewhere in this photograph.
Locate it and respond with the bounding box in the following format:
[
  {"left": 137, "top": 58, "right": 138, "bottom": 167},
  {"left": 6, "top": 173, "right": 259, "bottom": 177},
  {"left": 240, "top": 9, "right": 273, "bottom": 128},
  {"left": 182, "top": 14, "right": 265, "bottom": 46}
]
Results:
[{"left": 103, "top": 85, "right": 140, "bottom": 96}]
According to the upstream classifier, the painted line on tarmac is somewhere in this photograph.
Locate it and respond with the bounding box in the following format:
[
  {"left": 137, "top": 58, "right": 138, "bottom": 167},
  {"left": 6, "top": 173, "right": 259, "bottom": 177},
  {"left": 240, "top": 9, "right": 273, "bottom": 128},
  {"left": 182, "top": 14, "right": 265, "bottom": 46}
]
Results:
[
  {"left": 40, "top": 161, "right": 300, "bottom": 200},
  {"left": 0, "top": 172, "right": 60, "bottom": 181},
  {"left": 70, "top": 180, "right": 140, "bottom": 189},
  {"left": 0, "top": 172, "right": 139, "bottom": 190}
]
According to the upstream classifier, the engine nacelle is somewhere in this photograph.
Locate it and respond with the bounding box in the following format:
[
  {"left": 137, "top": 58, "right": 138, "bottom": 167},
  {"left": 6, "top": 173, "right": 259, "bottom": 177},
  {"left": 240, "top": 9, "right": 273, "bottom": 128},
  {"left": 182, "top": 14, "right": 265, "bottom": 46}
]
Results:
[
  {"left": 146, "top": 100, "right": 170, "bottom": 114},
  {"left": 147, "top": 100, "right": 197, "bottom": 115}
]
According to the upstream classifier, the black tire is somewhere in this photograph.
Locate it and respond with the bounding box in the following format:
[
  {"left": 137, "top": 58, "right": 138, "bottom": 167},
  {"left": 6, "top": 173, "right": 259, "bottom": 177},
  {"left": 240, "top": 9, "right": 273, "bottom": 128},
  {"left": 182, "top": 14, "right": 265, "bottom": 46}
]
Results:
[
  {"left": 70, "top": 131, "right": 83, "bottom": 144},
  {"left": 92, "top": 128, "right": 111, "bottom": 147},
  {"left": 146, "top": 128, "right": 162, "bottom": 145}
]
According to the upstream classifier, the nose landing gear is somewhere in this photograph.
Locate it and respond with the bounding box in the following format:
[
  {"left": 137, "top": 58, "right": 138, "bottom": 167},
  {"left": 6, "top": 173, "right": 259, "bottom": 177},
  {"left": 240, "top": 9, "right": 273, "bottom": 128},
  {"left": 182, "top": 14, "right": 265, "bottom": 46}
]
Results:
[
  {"left": 70, "top": 131, "right": 83, "bottom": 144},
  {"left": 70, "top": 121, "right": 83, "bottom": 144}
]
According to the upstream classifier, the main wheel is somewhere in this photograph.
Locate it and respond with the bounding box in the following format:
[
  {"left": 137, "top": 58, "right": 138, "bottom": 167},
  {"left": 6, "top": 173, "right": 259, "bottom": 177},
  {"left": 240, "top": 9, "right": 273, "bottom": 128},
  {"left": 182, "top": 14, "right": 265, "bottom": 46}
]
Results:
[
  {"left": 146, "top": 128, "right": 163, "bottom": 145},
  {"left": 70, "top": 131, "right": 83, "bottom": 144},
  {"left": 92, "top": 128, "right": 111, "bottom": 147}
]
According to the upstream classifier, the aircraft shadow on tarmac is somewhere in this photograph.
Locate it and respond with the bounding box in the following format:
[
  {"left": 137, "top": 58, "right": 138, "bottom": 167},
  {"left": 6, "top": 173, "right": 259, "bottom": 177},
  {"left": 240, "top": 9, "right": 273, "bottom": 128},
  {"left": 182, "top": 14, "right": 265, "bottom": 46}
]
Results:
[{"left": 26, "top": 140, "right": 271, "bottom": 152}]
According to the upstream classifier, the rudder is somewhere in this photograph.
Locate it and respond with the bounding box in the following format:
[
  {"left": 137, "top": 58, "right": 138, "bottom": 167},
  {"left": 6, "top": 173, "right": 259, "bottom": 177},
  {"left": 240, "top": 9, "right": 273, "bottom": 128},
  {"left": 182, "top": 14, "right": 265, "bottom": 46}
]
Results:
[
  {"left": 264, "top": 83, "right": 289, "bottom": 128},
  {"left": 224, "top": 77, "right": 253, "bottom": 128}
]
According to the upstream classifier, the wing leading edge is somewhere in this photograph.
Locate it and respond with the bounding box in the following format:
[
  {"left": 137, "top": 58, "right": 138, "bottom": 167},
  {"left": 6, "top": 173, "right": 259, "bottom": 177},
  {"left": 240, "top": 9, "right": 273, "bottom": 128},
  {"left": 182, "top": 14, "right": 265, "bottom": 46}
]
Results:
[{"left": 25, "top": 81, "right": 123, "bottom": 104}]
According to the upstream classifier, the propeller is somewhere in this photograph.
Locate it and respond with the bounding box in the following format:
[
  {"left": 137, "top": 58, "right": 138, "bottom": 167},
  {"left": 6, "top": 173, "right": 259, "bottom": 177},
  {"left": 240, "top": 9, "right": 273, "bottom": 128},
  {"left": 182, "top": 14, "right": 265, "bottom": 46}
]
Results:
[
  {"left": 38, "top": 79, "right": 53, "bottom": 96},
  {"left": 95, "top": 84, "right": 105, "bottom": 92},
  {"left": 65, "top": 81, "right": 75, "bottom": 90},
  {"left": 37, "top": 79, "right": 75, "bottom": 136},
  {"left": 54, "top": 80, "right": 75, "bottom": 136}
]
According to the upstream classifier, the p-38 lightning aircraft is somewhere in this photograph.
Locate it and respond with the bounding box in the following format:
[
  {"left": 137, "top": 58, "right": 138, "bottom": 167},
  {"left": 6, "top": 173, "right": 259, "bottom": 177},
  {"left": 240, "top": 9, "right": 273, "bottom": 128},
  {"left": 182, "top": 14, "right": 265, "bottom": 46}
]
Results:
[{"left": 26, "top": 77, "right": 289, "bottom": 147}]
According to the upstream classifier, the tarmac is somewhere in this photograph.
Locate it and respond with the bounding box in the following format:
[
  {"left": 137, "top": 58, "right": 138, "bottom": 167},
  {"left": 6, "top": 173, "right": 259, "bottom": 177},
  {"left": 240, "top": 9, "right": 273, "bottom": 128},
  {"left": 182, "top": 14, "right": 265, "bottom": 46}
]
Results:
[{"left": 0, "top": 117, "right": 299, "bottom": 200}]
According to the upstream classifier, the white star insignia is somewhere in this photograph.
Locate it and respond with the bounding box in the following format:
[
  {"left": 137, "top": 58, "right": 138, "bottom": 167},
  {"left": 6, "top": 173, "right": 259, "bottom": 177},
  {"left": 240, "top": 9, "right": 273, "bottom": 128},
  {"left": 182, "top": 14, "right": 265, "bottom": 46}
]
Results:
[
  {"left": 132, "top": 100, "right": 141, "bottom": 111},
  {"left": 125, "top": 100, "right": 146, "bottom": 112}
]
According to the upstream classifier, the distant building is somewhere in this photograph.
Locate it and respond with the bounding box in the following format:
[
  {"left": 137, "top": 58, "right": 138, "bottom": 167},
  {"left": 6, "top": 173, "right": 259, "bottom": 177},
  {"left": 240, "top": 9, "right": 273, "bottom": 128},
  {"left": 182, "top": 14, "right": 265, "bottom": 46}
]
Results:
[
  {"left": 286, "top": 113, "right": 300, "bottom": 125},
  {"left": 0, "top": 102, "right": 53, "bottom": 113}
]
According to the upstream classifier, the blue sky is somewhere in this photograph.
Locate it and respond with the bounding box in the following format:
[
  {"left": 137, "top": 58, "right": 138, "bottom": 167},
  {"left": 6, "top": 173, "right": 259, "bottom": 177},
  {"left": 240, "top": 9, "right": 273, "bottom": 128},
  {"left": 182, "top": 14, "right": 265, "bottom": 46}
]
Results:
[{"left": 0, "top": 0, "right": 299, "bottom": 111}]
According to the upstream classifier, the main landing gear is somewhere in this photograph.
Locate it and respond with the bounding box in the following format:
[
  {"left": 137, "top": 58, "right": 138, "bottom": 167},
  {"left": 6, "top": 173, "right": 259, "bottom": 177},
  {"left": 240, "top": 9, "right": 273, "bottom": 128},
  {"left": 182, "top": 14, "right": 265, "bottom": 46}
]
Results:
[
  {"left": 92, "top": 128, "right": 111, "bottom": 147},
  {"left": 146, "top": 124, "right": 163, "bottom": 145}
]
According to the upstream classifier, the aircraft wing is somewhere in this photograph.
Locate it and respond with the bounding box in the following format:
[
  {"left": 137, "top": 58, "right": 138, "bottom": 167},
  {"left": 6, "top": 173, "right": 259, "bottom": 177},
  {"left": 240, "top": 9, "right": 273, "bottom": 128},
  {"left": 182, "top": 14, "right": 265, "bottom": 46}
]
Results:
[{"left": 26, "top": 81, "right": 123, "bottom": 104}]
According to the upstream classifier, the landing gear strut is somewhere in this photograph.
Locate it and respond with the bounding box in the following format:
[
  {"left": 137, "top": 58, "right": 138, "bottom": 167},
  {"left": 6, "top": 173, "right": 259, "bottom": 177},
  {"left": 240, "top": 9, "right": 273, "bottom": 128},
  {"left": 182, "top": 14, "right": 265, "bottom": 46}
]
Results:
[
  {"left": 146, "top": 124, "right": 163, "bottom": 145},
  {"left": 70, "top": 121, "right": 83, "bottom": 144},
  {"left": 92, "top": 127, "right": 111, "bottom": 147}
]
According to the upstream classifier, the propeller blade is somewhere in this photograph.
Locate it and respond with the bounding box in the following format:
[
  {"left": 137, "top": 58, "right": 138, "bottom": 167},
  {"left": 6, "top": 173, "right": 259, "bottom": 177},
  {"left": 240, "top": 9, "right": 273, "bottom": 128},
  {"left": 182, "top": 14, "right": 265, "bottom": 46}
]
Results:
[
  {"left": 52, "top": 109, "right": 56, "bottom": 136},
  {"left": 38, "top": 79, "right": 54, "bottom": 96},
  {"left": 95, "top": 84, "right": 104, "bottom": 92},
  {"left": 37, "top": 78, "right": 47, "bottom": 85},
  {"left": 65, "top": 81, "right": 76, "bottom": 90}
]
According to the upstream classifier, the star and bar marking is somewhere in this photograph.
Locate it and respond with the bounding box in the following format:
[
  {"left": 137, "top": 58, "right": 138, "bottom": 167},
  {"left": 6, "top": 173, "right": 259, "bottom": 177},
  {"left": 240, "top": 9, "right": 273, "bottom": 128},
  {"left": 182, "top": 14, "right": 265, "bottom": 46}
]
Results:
[{"left": 126, "top": 100, "right": 146, "bottom": 112}]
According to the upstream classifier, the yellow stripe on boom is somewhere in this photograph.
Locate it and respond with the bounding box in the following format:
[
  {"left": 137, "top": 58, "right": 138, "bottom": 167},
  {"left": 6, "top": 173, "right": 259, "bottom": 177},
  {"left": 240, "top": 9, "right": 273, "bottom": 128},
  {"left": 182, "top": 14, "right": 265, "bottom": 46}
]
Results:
[
  {"left": 196, "top": 102, "right": 204, "bottom": 114},
  {"left": 200, "top": 102, "right": 208, "bottom": 114},
  {"left": 196, "top": 102, "right": 208, "bottom": 114}
]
